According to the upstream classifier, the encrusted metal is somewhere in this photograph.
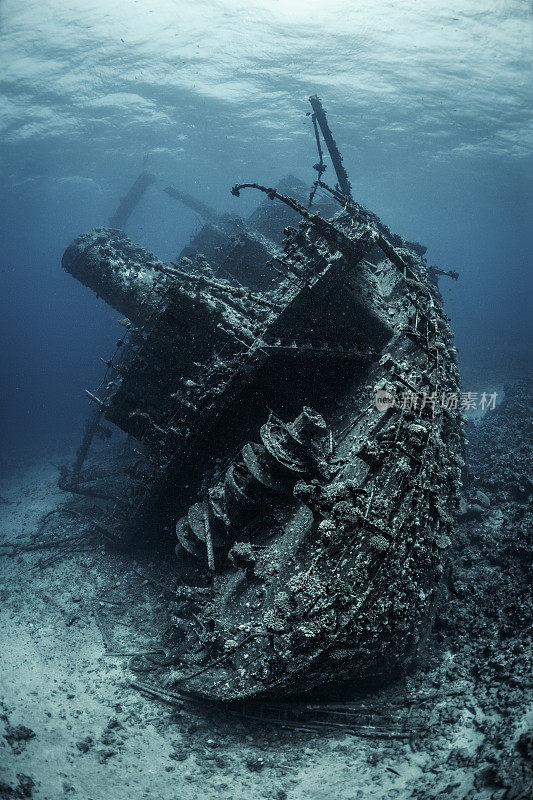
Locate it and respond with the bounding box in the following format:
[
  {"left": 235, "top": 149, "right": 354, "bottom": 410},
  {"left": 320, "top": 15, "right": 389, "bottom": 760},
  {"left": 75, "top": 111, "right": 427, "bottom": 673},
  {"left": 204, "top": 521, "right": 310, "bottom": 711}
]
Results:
[{"left": 61, "top": 97, "right": 464, "bottom": 701}]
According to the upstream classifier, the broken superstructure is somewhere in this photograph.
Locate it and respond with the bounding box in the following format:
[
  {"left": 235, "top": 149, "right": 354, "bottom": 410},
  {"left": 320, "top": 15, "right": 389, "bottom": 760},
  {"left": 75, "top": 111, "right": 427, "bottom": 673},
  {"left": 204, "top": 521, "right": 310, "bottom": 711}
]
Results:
[{"left": 61, "top": 97, "right": 464, "bottom": 700}]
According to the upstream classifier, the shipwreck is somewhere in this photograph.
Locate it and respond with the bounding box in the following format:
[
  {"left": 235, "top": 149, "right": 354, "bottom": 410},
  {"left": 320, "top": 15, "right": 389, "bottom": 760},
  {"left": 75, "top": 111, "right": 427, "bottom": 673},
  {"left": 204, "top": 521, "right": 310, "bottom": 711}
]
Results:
[{"left": 60, "top": 97, "right": 464, "bottom": 701}]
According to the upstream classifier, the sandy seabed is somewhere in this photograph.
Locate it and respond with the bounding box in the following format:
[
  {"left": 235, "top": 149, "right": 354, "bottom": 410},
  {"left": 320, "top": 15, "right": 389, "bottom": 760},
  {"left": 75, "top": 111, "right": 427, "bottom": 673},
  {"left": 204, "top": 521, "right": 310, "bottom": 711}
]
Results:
[{"left": 1, "top": 405, "right": 531, "bottom": 800}]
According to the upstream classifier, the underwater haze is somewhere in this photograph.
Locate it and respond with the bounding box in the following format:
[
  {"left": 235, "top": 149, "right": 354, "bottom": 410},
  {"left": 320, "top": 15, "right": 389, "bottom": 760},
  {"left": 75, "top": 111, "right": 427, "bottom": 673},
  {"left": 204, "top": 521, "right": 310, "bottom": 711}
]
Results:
[{"left": 0, "top": 0, "right": 531, "bottom": 464}]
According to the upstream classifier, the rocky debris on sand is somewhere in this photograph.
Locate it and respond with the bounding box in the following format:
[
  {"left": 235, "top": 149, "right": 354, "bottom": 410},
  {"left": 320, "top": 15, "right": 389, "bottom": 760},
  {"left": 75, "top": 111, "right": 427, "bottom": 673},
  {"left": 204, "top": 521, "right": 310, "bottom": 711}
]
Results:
[
  {"left": 75, "top": 736, "right": 93, "bottom": 754},
  {"left": 1, "top": 716, "right": 35, "bottom": 756},
  {"left": 423, "top": 380, "right": 533, "bottom": 797},
  {"left": 0, "top": 774, "right": 35, "bottom": 799}
]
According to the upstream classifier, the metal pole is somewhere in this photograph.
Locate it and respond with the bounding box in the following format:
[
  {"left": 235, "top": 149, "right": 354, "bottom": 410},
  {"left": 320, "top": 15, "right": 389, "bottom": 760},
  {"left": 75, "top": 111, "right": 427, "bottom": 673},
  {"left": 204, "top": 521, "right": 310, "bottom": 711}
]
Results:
[{"left": 308, "top": 95, "right": 352, "bottom": 200}]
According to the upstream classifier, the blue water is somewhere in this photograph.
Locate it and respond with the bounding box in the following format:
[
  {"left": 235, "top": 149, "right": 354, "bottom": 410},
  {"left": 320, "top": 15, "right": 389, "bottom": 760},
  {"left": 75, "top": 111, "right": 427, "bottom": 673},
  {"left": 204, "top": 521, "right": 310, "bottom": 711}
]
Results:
[{"left": 0, "top": 0, "right": 531, "bottom": 464}]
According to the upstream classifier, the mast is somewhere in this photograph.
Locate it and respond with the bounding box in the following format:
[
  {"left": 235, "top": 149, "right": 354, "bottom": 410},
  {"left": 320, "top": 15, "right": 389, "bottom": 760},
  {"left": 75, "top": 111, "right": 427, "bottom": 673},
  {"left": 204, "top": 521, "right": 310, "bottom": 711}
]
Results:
[
  {"left": 164, "top": 185, "right": 223, "bottom": 227},
  {"left": 108, "top": 171, "right": 156, "bottom": 229},
  {"left": 66, "top": 169, "right": 156, "bottom": 490},
  {"left": 308, "top": 95, "right": 353, "bottom": 200}
]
